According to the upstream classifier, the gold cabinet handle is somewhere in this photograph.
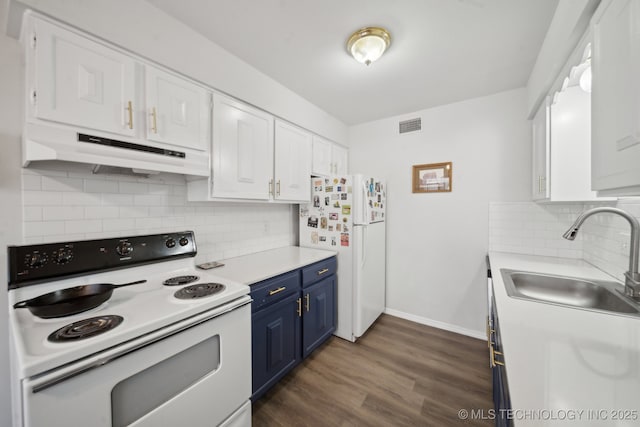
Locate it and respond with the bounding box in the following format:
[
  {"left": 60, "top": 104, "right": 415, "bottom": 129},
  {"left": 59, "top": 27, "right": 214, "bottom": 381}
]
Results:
[
  {"left": 490, "top": 345, "right": 505, "bottom": 367},
  {"left": 305, "top": 293, "right": 310, "bottom": 312},
  {"left": 296, "top": 297, "right": 302, "bottom": 317},
  {"left": 127, "top": 101, "right": 134, "bottom": 129},
  {"left": 268, "top": 286, "right": 286, "bottom": 296},
  {"left": 151, "top": 107, "right": 158, "bottom": 133},
  {"left": 276, "top": 180, "right": 281, "bottom": 196},
  {"left": 317, "top": 268, "right": 329, "bottom": 276}
]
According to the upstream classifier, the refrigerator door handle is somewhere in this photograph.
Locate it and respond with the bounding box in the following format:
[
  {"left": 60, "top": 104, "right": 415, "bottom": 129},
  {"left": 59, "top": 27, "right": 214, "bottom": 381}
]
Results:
[
  {"left": 361, "top": 181, "right": 369, "bottom": 225},
  {"left": 361, "top": 225, "right": 367, "bottom": 267}
]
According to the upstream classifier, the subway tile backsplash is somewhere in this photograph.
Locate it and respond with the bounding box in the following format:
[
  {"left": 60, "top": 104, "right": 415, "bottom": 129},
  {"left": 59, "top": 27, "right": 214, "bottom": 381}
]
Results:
[
  {"left": 490, "top": 200, "right": 640, "bottom": 282},
  {"left": 21, "top": 164, "right": 296, "bottom": 263}
]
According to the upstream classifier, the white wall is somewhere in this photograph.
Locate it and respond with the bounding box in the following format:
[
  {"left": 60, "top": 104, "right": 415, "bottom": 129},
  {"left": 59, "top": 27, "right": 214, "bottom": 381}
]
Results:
[
  {"left": 10, "top": 0, "right": 348, "bottom": 144},
  {"left": 0, "top": 0, "right": 24, "bottom": 423},
  {"left": 349, "top": 88, "right": 531, "bottom": 337}
]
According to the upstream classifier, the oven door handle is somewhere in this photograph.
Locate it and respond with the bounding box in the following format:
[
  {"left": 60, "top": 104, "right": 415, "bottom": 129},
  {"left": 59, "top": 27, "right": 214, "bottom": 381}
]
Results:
[{"left": 30, "top": 296, "right": 251, "bottom": 394}]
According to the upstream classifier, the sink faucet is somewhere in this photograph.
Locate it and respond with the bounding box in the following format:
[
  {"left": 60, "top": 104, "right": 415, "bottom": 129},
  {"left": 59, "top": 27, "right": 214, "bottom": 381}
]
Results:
[{"left": 563, "top": 207, "right": 640, "bottom": 300}]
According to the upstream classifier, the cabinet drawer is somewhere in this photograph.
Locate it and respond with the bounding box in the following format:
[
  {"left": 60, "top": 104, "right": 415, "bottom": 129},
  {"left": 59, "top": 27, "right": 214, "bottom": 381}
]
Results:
[
  {"left": 250, "top": 271, "right": 300, "bottom": 312},
  {"left": 301, "top": 257, "right": 337, "bottom": 288}
]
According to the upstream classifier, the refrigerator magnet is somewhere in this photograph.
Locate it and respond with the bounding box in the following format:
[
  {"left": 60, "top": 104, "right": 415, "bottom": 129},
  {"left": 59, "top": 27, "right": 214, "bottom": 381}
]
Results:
[
  {"left": 347, "top": 186, "right": 352, "bottom": 193},
  {"left": 320, "top": 217, "right": 327, "bottom": 229},
  {"left": 324, "top": 197, "right": 330, "bottom": 206},
  {"left": 332, "top": 194, "right": 339, "bottom": 200},
  {"left": 333, "top": 178, "right": 339, "bottom": 184},
  {"left": 329, "top": 213, "right": 339, "bottom": 220},
  {"left": 331, "top": 237, "right": 337, "bottom": 246},
  {"left": 308, "top": 216, "right": 319, "bottom": 228},
  {"left": 337, "top": 185, "right": 342, "bottom": 192},
  {"left": 328, "top": 225, "right": 334, "bottom": 232},
  {"left": 340, "top": 177, "right": 346, "bottom": 184},
  {"left": 300, "top": 207, "right": 309, "bottom": 217},
  {"left": 326, "top": 186, "right": 333, "bottom": 192},
  {"left": 340, "top": 233, "right": 349, "bottom": 247},
  {"left": 311, "top": 232, "right": 319, "bottom": 244},
  {"left": 333, "top": 201, "right": 341, "bottom": 208},
  {"left": 336, "top": 224, "right": 342, "bottom": 232},
  {"left": 341, "top": 194, "right": 348, "bottom": 200},
  {"left": 342, "top": 205, "right": 351, "bottom": 215},
  {"left": 313, "top": 195, "right": 320, "bottom": 207},
  {"left": 319, "top": 236, "right": 327, "bottom": 242}
]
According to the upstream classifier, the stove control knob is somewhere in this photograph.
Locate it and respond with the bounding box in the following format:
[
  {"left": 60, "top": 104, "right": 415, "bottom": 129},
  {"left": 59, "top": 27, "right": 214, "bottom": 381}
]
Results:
[
  {"left": 179, "top": 237, "right": 189, "bottom": 246},
  {"left": 55, "top": 249, "right": 73, "bottom": 264},
  {"left": 165, "top": 238, "right": 176, "bottom": 248},
  {"left": 28, "top": 253, "right": 46, "bottom": 268},
  {"left": 116, "top": 241, "right": 133, "bottom": 256}
]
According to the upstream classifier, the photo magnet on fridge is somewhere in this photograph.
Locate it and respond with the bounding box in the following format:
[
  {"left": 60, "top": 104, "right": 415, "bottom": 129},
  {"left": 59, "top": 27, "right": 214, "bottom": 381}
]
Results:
[
  {"left": 333, "top": 201, "right": 341, "bottom": 208},
  {"left": 341, "top": 193, "right": 348, "bottom": 200},
  {"left": 329, "top": 213, "right": 339, "bottom": 220},
  {"left": 340, "top": 177, "right": 347, "bottom": 184},
  {"left": 300, "top": 207, "right": 309, "bottom": 217},
  {"left": 331, "top": 194, "right": 339, "bottom": 200},
  {"left": 331, "top": 237, "right": 337, "bottom": 246},
  {"left": 325, "top": 197, "right": 330, "bottom": 206},
  {"left": 313, "top": 195, "right": 320, "bottom": 207},
  {"left": 336, "top": 223, "right": 342, "bottom": 232},
  {"left": 342, "top": 205, "right": 351, "bottom": 215},
  {"left": 319, "top": 236, "right": 327, "bottom": 242},
  {"left": 320, "top": 217, "right": 327, "bottom": 229},
  {"left": 308, "top": 216, "right": 319, "bottom": 228},
  {"left": 311, "top": 232, "right": 319, "bottom": 244},
  {"left": 340, "top": 233, "right": 349, "bottom": 247},
  {"left": 328, "top": 225, "right": 334, "bottom": 231},
  {"left": 326, "top": 186, "right": 333, "bottom": 192}
]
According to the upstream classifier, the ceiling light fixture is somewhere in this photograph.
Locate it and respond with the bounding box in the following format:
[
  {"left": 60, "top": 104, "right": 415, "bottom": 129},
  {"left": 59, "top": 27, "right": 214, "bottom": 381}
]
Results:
[{"left": 347, "top": 27, "right": 391, "bottom": 66}]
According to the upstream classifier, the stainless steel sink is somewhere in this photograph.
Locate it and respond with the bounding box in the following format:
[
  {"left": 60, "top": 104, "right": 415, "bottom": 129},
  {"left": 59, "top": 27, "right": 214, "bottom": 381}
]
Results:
[{"left": 500, "top": 269, "right": 640, "bottom": 316}]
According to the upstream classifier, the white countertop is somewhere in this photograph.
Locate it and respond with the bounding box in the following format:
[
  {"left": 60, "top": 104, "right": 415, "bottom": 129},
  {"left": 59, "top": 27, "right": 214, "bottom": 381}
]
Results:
[
  {"left": 206, "top": 246, "right": 337, "bottom": 285},
  {"left": 489, "top": 252, "right": 640, "bottom": 427}
]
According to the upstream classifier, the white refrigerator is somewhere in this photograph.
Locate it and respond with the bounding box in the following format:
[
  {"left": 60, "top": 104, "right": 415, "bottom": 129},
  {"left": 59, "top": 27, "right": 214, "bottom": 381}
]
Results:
[{"left": 299, "top": 174, "right": 386, "bottom": 342}]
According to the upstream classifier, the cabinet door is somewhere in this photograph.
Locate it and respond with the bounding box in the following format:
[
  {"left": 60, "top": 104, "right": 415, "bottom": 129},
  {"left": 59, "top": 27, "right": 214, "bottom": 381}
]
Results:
[
  {"left": 312, "top": 136, "right": 333, "bottom": 176},
  {"left": 592, "top": 0, "right": 640, "bottom": 194},
  {"left": 302, "top": 275, "right": 336, "bottom": 358},
  {"left": 145, "top": 66, "right": 210, "bottom": 151},
  {"left": 531, "top": 98, "right": 550, "bottom": 200},
  {"left": 251, "top": 292, "right": 301, "bottom": 401},
  {"left": 212, "top": 94, "right": 274, "bottom": 200},
  {"left": 332, "top": 144, "right": 349, "bottom": 175},
  {"left": 31, "top": 18, "right": 137, "bottom": 137},
  {"left": 274, "top": 120, "right": 312, "bottom": 202}
]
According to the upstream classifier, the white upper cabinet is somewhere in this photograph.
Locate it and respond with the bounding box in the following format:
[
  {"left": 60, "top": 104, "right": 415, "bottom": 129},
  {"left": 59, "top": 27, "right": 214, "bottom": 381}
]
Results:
[
  {"left": 210, "top": 94, "right": 274, "bottom": 200},
  {"left": 591, "top": 0, "right": 640, "bottom": 195},
  {"left": 532, "top": 98, "right": 550, "bottom": 200},
  {"left": 144, "top": 66, "right": 210, "bottom": 151},
  {"left": 332, "top": 144, "right": 349, "bottom": 175},
  {"left": 30, "top": 18, "right": 137, "bottom": 137},
  {"left": 312, "top": 136, "right": 348, "bottom": 176},
  {"left": 312, "top": 136, "right": 333, "bottom": 176},
  {"left": 274, "top": 120, "right": 312, "bottom": 202}
]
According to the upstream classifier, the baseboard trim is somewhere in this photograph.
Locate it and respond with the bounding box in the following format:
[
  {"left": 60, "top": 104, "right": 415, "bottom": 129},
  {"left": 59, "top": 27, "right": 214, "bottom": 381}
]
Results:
[{"left": 383, "top": 308, "right": 486, "bottom": 340}]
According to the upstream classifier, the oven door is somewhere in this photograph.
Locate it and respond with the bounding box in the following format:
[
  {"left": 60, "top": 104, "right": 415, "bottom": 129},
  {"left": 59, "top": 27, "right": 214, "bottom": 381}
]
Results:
[{"left": 21, "top": 297, "right": 251, "bottom": 427}]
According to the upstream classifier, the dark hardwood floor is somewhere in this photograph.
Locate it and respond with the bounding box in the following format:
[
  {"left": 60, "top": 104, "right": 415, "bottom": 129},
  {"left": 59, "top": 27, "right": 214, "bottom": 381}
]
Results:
[{"left": 252, "top": 314, "right": 493, "bottom": 426}]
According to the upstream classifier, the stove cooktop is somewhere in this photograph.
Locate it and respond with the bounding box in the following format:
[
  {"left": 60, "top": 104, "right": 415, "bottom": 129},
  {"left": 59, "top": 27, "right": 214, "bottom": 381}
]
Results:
[{"left": 9, "top": 258, "right": 249, "bottom": 379}]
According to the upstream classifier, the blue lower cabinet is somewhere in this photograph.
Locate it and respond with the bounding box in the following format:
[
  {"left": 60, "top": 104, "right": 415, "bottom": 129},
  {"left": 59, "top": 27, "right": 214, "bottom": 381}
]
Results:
[
  {"left": 251, "top": 292, "right": 301, "bottom": 401},
  {"left": 250, "top": 256, "right": 338, "bottom": 401},
  {"left": 302, "top": 275, "right": 336, "bottom": 358}
]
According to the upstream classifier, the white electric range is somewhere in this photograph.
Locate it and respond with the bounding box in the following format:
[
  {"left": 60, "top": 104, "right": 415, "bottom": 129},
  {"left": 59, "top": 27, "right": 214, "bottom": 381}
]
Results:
[{"left": 8, "top": 231, "right": 252, "bottom": 427}]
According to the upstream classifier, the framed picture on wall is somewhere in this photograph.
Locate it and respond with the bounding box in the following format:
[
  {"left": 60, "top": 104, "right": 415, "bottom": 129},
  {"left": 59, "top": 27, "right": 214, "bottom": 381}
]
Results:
[{"left": 412, "top": 162, "right": 452, "bottom": 193}]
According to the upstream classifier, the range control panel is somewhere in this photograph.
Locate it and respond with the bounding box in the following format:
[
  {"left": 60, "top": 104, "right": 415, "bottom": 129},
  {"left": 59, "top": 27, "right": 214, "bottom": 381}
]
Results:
[{"left": 8, "top": 231, "right": 197, "bottom": 288}]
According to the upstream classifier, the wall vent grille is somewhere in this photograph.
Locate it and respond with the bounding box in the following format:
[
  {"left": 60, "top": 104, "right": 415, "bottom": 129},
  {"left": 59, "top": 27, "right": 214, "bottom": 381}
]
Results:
[{"left": 399, "top": 118, "right": 421, "bottom": 134}]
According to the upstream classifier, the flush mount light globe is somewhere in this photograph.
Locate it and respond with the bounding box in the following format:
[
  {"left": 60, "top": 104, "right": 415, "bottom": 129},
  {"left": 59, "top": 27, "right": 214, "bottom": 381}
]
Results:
[{"left": 347, "top": 27, "right": 391, "bottom": 66}]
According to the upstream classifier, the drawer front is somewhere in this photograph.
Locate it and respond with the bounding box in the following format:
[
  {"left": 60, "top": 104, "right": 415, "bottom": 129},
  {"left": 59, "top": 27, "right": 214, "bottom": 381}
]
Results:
[
  {"left": 250, "top": 271, "right": 300, "bottom": 312},
  {"left": 301, "top": 257, "right": 337, "bottom": 288}
]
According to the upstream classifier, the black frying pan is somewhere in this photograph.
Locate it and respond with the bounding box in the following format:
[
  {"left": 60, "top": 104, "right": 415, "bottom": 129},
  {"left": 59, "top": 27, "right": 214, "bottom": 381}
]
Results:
[{"left": 13, "top": 280, "right": 147, "bottom": 319}]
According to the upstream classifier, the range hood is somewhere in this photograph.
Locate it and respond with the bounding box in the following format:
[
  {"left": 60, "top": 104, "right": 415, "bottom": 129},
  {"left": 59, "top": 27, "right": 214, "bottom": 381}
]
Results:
[{"left": 23, "top": 123, "right": 210, "bottom": 177}]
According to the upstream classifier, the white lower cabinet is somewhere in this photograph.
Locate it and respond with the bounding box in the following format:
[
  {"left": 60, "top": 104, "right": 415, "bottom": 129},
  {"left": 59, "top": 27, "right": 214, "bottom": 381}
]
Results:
[
  {"left": 591, "top": 0, "right": 640, "bottom": 195},
  {"left": 144, "top": 66, "right": 210, "bottom": 151},
  {"left": 188, "top": 94, "right": 312, "bottom": 202}
]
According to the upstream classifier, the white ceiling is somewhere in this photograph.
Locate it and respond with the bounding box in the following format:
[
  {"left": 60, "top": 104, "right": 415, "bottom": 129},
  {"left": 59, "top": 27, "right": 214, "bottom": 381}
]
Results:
[{"left": 147, "top": 0, "right": 558, "bottom": 125}]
